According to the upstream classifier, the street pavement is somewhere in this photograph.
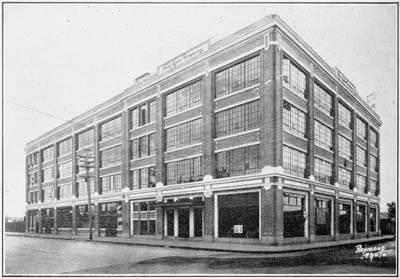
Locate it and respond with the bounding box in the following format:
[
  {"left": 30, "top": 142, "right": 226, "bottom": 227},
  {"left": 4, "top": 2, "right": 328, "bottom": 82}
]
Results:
[{"left": 4, "top": 235, "right": 396, "bottom": 275}]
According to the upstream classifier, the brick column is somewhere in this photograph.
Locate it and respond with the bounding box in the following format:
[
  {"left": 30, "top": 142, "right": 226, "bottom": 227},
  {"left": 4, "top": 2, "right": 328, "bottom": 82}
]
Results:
[
  {"left": 72, "top": 205, "right": 77, "bottom": 235},
  {"left": 38, "top": 150, "right": 43, "bottom": 204},
  {"left": 309, "top": 186, "right": 316, "bottom": 242},
  {"left": 366, "top": 124, "right": 371, "bottom": 194},
  {"left": 53, "top": 143, "right": 58, "bottom": 202},
  {"left": 94, "top": 203, "right": 100, "bottom": 236},
  {"left": 376, "top": 133, "right": 381, "bottom": 196},
  {"left": 94, "top": 125, "right": 100, "bottom": 195},
  {"left": 155, "top": 86, "right": 165, "bottom": 184},
  {"left": 352, "top": 113, "right": 357, "bottom": 191},
  {"left": 334, "top": 194, "right": 340, "bottom": 239},
  {"left": 352, "top": 200, "right": 357, "bottom": 238},
  {"left": 333, "top": 95, "right": 339, "bottom": 184},
  {"left": 156, "top": 206, "right": 164, "bottom": 239},
  {"left": 38, "top": 209, "right": 43, "bottom": 234},
  {"left": 202, "top": 66, "right": 214, "bottom": 177},
  {"left": 307, "top": 74, "right": 315, "bottom": 178},
  {"left": 203, "top": 194, "right": 213, "bottom": 241},
  {"left": 122, "top": 198, "right": 129, "bottom": 237},
  {"left": 261, "top": 181, "right": 283, "bottom": 245},
  {"left": 25, "top": 157, "right": 29, "bottom": 204},
  {"left": 25, "top": 211, "right": 29, "bottom": 233},
  {"left": 122, "top": 108, "right": 130, "bottom": 190},
  {"left": 366, "top": 202, "right": 371, "bottom": 238},
  {"left": 54, "top": 206, "right": 58, "bottom": 234},
  {"left": 71, "top": 135, "right": 77, "bottom": 198}
]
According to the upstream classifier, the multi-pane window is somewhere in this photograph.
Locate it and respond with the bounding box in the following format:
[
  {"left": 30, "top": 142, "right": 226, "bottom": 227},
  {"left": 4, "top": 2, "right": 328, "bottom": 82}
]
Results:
[
  {"left": 282, "top": 58, "right": 307, "bottom": 98},
  {"left": 283, "top": 192, "right": 306, "bottom": 238},
  {"left": 215, "top": 101, "right": 259, "bottom": 138},
  {"left": 131, "top": 133, "right": 156, "bottom": 159},
  {"left": 315, "top": 198, "right": 332, "bottom": 236},
  {"left": 357, "top": 174, "right": 367, "bottom": 193},
  {"left": 356, "top": 205, "right": 366, "bottom": 233},
  {"left": 215, "top": 145, "right": 259, "bottom": 178},
  {"left": 215, "top": 56, "right": 260, "bottom": 98},
  {"left": 166, "top": 81, "right": 202, "bottom": 116},
  {"left": 283, "top": 101, "right": 306, "bottom": 138},
  {"left": 101, "top": 174, "right": 122, "bottom": 194},
  {"left": 29, "top": 191, "right": 38, "bottom": 204},
  {"left": 356, "top": 146, "right": 367, "bottom": 167},
  {"left": 314, "top": 121, "right": 333, "bottom": 150},
  {"left": 77, "top": 129, "right": 94, "bottom": 150},
  {"left": 370, "top": 129, "right": 378, "bottom": 148},
  {"left": 338, "top": 135, "right": 352, "bottom": 160},
  {"left": 100, "top": 146, "right": 122, "bottom": 168},
  {"left": 42, "top": 146, "right": 54, "bottom": 162},
  {"left": 131, "top": 167, "right": 156, "bottom": 190},
  {"left": 131, "top": 100, "right": 156, "bottom": 129},
  {"left": 28, "top": 172, "right": 38, "bottom": 186},
  {"left": 283, "top": 146, "right": 306, "bottom": 178},
  {"left": 166, "top": 157, "right": 203, "bottom": 184},
  {"left": 356, "top": 118, "right": 367, "bottom": 140},
  {"left": 77, "top": 179, "right": 95, "bottom": 197},
  {"left": 27, "top": 152, "right": 38, "bottom": 167},
  {"left": 166, "top": 119, "right": 202, "bottom": 151},
  {"left": 370, "top": 207, "right": 377, "bottom": 232},
  {"left": 57, "top": 161, "right": 72, "bottom": 179},
  {"left": 100, "top": 117, "right": 122, "bottom": 142},
  {"left": 314, "top": 83, "right": 333, "bottom": 116},
  {"left": 338, "top": 103, "right": 352, "bottom": 129},
  {"left": 314, "top": 157, "right": 333, "bottom": 184},
  {"left": 42, "top": 187, "right": 53, "bottom": 202},
  {"left": 58, "top": 184, "right": 72, "bottom": 200},
  {"left": 58, "top": 139, "right": 72, "bottom": 157},
  {"left": 41, "top": 167, "right": 54, "bottom": 183},
  {"left": 131, "top": 201, "right": 156, "bottom": 236},
  {"left": 370, "top": 179, "right": 377, "bottom": 195},
  {"left": 370, "top": 155, "right": 378, "bottom": 172},
  {"left": 339, "top": 203, "right": 352, "bottom": 234},
  {"left": 338, "top": 167, "right": 352, "bottom": 189}
]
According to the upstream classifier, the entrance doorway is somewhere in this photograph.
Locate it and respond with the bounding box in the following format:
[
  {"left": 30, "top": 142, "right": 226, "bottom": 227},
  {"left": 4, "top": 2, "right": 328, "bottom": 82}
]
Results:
[{"left": 178, "top": 208, "right": 190, "bottom": 238}]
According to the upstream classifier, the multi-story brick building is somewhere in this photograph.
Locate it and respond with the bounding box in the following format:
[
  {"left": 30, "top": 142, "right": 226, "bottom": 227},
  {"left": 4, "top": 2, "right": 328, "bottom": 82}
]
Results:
[{"left": 25, "top": 15, "right": 381, "bottom": 245}]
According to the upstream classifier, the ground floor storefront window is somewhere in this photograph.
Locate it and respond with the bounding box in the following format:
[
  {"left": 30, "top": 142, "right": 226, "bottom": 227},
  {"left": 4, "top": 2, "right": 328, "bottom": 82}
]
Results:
[
  {"left": 99, "top": 201, "right": 122, "bottom": 237},
  {"left": 338, "top": 203, "right": 352, "bottom": 234},
  {"left": 57, "top": 206, "right": 73, "bottom": 228},
  {"left": 76, "top": 204, "right": 95, "bottom": 228},
  {"left": 217, "top": 192, "right": 259, "bottom": 239},
  {"left": 370, "top": 207, "right": 377, "bottom": 232},
  {"left": 131, "top": 201, "right": 156, "bottom": 236},
  {"left": 283, "top": 192, "right": 306, "bottom": 238},
  {"left": 41, "top": 208, "right": 54, "bottom": 234},
  {"left": 356, "top": 204, "right": 366, "bottom": 233},
  {"left": 315, "top": 198, "right": 332, "bottom": 236},
  {"left": 28, "top": 210, "right": 39, "bottom": 233}
]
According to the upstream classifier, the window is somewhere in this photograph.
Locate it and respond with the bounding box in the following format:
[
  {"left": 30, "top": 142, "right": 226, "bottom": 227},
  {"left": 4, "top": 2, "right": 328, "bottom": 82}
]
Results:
[
  {"left": 338, "top": 135, "right": 352, "bottom": 160},
  {"left": 370, "top": 155, "right": 378, "bottom": 172},
  {"left": 338, "top": 167, "right": 352, "bottom": 189},
  {"left": 28, "top": 172, "right": 38, "bottom": 186},
  {"left": 131, "top": 133, "right": 156, "bottom": 159},
  {"left": 356, "top": 205, "right": 366, "bottom": 233},
  {"left": 41, "top": 167, "right": 54, "bottom": 183},
  {"left": 77, "top": 129, "right": 94, "bottom": 150},
  {"left": 27, "top": 152, "right": 38, "bottom": 167},
  {"left": 338, "top": 103, "right": 352, "bottom": 129},
  {"left": 131, "top": 100, "right": 156, "bottom": 129},
  {"left": 166, "top": 81, "right": 202, "bottom": 116},
  {"left": 57, "top": 161, "right": 72, "bottom": 179},
  {"left": 357, "top": 174, "right": 367, "bottom": 193},
  {"left": 76, "top": 204, "right": 96, "bottom": 229},
  {"left": 215, "top": 145, "right": 259, "bottom": 178},
  {"left": 77, "top": 179, "right": 94, "bottom": 197},
  {"left": 100, "top": 117, "right": 122, "bottom": 142},
  {"left": 166, "top": 119, "right": 202, "bottom": 151},
  {"left": 166, "top": 157, "right": 203, "bottom": 184},
  {"left": 215, "top": 56, "right": 260, "bottom": 98},
  {"left": 283, "top": 101, "right": 306, "bottom": 138},
  {"left": 58, "top": 139, "right": 72, "bottom": 157},
  {"left": 356, "top": 118, "right": 367, "bottom": 140},
  {"left": 283, "top": 146, "right": 306, "bottom": 178},
  {"left": 29, "top": 191, "right": 38, "bottom": 204},
  {"left": 131, "top": 201, "right": 156, "bottom": 236},
  {"left": 356, "top": 146, "right": 367, "bottom": 167},
  {"left": 282, "top": 58, "right": 307, "bottom": 98},
  {"left": 314, "top": 83, "right": 333, "bottom": 116},
  {"left": 99, "top": 202, "right": 123, "bottom": 233},
  {"left": 58, "top": 184, "right": 72, "bottom": 200},
  {"left": 314, "top": 121, "right": 333, "bottom": 150},
  {"left": 370, "top": 129, "right": 378, "bottom": 148},
  {"left": 42, "top": 146, "right": 54, "bottom": 162},
  {"left": 339, "top": 203, "right": 351, "bottom": 234},
  {"left": 42, "top": 187, "right": 54, "bottom": 203},
  {"left": 131, "top": 167, "right": 156, "bottom": 190},
  {"left": 101, "top": 174, "right": 122, "bottom": 194},
  {"left": 283, "top": 192, "right": 306, "bottom": 238},
  {"left": 370, "top": 207, "right": 377, "bottom": 232},
  {"left": 315, "top": 198, "right": 332, "bottom": 236},
  {"left": 215, "top": 101, "right": 259, "bottom": 138},
  {"left": 370, "top": 179, "right": 377, "bottom": 195},
  {"left": 314, "top": 157, "right": 333, "bottom": 184},
  {"left": 100, "top": 145, "right": 122, "bottom": 168}
]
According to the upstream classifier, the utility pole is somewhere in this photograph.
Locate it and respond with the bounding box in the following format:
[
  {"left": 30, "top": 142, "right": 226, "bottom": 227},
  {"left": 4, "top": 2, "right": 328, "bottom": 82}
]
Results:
[{"left": 78, "top": 151, "right": 95, "bottom": 241}]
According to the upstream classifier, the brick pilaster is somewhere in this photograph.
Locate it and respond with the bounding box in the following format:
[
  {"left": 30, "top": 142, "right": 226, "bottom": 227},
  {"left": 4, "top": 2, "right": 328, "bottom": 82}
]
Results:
[
  {"left": 121, "top": 108, "right": 130, "bottom": 190},
  {"left": 366, "top": 124, "right": 370, "bottom": 194},
  {"left": 71, "top": 135, "right": 77, "bottom": 198},
  {"left": 352, "top": 113, "right": 357, "bottom": 191},
  {"left": 155, "top": 87, "right": 165, "bottom": 184},
  {"left": 203, "top": 195, "right": 213, "bottom": 241},
  {"left": 122, "top": 198, "right": 129, "bottom": 237},
  {"left": 156, "top": 206, "right": 164, "bottom": 239},
  {"left": 202, "top": 67, "right": 214, "bottom": 177},
  {"left": 307, "top": 75, "right": 315, "bottom": 178},
  {"left": 333, "top": 95, "right": 339, "bottom": 184},
  {"left": 72, "top": 205, "right": 77, "bottom": 235},
  {"left": 309, "top": 187, "right": 316, "bottom": 242},
  {"left": 94, "top": 125, "right": 100, "bottom": 194}
]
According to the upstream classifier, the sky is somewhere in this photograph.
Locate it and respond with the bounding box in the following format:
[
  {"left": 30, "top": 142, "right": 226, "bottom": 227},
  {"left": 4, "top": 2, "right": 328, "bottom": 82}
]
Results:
[{"left": 3, "top": 3, "right": 398, "bottom": 217}]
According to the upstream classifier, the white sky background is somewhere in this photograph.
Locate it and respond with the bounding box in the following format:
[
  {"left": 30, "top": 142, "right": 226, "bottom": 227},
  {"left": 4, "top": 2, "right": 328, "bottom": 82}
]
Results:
[{"left": 3, "top": 3, "right": 398, "bottom": 217}]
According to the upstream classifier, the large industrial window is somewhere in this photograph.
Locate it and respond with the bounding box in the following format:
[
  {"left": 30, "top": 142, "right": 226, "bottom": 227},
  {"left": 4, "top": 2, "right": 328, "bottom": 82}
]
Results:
[
  {"left": 314, "top": 120, "right": 333, "bottom": 151},
  {"left": 356, "top": 174, "right": 367, "bottom": 193},
  {"left": 100, "top": 117, "right": 122, "bottom": 142},
  {"left": 282, "top": 58, "right": 307, "bottom": 98},
  {"left": 338, "top": 103, "right": 352, "bottom": 129},
  {"left": 215, "top": 56, "right": 260, "bottom": 98},
  {"left": 166, "top": 157, "right": 202, "bottom": 185},
  {"left": 283, "top": 146, "right": 306, "bottom": 178},
  {"left": 356, "top": 117, "right": 367, "bottom": 140},
  {"left": 338, "top": 167, "right": 352, "bottom": 189},
  {"left": 99, "top": 201, "right": 123, "bottom": 237},
  {"left": 58, "top": 139, "right": 72, "bottom": 157},
  {"left": 356, "top": 204, "right": 366, "bottom": 233},
  {"left": 41, "top": 167, "right": 54, "bottom": 183},
  {"left": 100, "top": 145, "right": 122, "bottom": 168},
  {"left": 131, "top": 167, "right": 156, "bottom": 190},
  {"left": 370, "top": 207, "right": 377, "bottom": 232},
  {"left": 131, "top": 201, "right": 156, "bottom": 236},
  {"left": 166, "top": 81, "right": 202, "bottom": 116},
  {"left": 315, "top": 198, "right": 332, "bottom": 236},
  {"left": 27, "top": 152, "right": 38, "bottom": 167},
  {"left": 131, "top": 133, "right": 156, "bottom": 159},
  {"left": 100, "top": 174, "right": 122, "bottom": 194},
  {"left": 215, "top": 100, "right": 259, "bottom": 138},
  {"left": 29, "top": 191, "right": 38, "bottom": 204},
  {"left": 370, "top": 179, "right": 377, "bottom": 195},
  {"left": 58, "top": 184, "right": 72, "bottom": 200},
  {"left": 370, "top": 155, "right": 378, "bottom": 172},
  {"left": 76, "top": 204, "right": 95, "bottom": 228},
  {"left": 42, "top": 146, "right": 54, "bottom": 162},
  {"left": 218, "top": 192, "right": 259, "bottom": 239},
  {"left": 57, "top": 161, "right": 72, "bottom": 179},
  {"left": 314, "top": 157, "right": 333, "bottom": 184},
  {"left": 283, "top": 101, "right": 306, "bottom": 138},
  {"left": 338, "top": 203, "right": 351, "bottom": 234},
  {"left": 338, "top": 135, "right": 352, "bottom": 160},
  {"left": 166, "top": 119, "right": 202, "bottom": 151},
  {"left": 314, "top": 83, "right": 333, "bottom": 116},
  {"left": 356, "top": 146, "right": 367, "bottom": 167},
  {"left": 283, "top": 192, "right": 306, "bottom": 238},
  {"left": 215, "top": 145, "right": 259, "bottom": 178},
  {"left": 77, "top": 180, "right": 94, "bottom": 198},
  {"left": 131, "top": 100, "right": 156, "bottom": 129},
  {"left": 77, "top": 129, "right": 94, "bottom": 150},
  {"left": 370, "top": 129, "right": 378, "bottom": 148},
  {"left": 57, "top": 206, "right": 73, "bottom": 228},
  {"left": 28, "top": 172, "right": 38, "bottom": 186},
  {"left": 42, "top": 187, "right": 54, "bottom": 203}
]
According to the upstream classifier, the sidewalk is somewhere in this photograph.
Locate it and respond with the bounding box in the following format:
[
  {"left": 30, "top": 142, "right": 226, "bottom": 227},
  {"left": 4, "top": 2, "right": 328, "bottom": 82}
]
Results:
[{"left": 6, "top": 232, "right": 394, "bottom": 254}]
